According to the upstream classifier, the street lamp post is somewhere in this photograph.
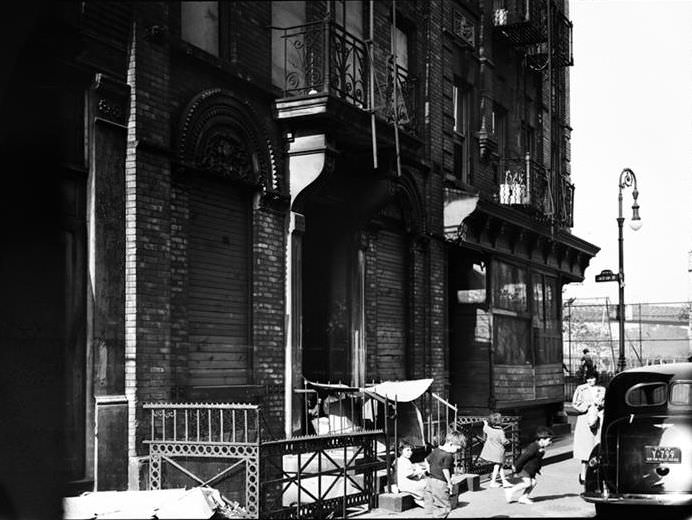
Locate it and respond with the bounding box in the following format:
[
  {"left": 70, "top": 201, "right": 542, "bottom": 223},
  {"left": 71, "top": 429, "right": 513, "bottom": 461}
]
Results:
[{"left": 617, "top": 168, "right": 642, "bottom": 373}]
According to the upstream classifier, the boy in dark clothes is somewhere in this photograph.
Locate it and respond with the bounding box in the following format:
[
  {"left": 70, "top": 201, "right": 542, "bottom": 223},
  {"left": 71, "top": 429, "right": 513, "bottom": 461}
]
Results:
[
  {"left": 504, "top": 426, "right": 553, "bottom": 504},
  {"left": 424, "top": 430, "right": 466, "bottom": 518}
]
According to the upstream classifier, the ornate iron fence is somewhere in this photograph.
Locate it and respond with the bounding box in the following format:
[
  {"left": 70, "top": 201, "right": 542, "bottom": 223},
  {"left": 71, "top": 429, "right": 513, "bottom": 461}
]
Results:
[
  {"left": 260, "top": 430, "right": 384, "bottom": 519},
  {"left": 143, "top": 402, "right": 260, "bottom": 517}
]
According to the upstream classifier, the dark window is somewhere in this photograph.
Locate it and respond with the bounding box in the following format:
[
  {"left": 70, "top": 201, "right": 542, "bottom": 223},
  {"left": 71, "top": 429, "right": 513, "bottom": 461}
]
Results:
[
  {"left": 494, "top": 315, "right": 532, "bottom": 365},
  {"left": 453, "top": 80, "right": 471, "bottom": 183},
  {"left": 492, "top": 103, "right": 507, "bottom": 159}
]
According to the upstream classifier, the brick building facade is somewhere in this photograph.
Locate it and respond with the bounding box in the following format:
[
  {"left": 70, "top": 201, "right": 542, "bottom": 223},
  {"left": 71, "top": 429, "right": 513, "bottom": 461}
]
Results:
[{"left": 1, "top": 0, "right": 598, "bottom": 503}]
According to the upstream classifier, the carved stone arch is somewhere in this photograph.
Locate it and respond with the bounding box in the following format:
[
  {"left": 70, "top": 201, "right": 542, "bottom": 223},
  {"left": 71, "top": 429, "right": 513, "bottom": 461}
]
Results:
[
  {"left": 176, "top": 88, "right": 281, "bottom": 193},
  {"left": 390, "top": 171, "right": 426, "bottom": 236}
]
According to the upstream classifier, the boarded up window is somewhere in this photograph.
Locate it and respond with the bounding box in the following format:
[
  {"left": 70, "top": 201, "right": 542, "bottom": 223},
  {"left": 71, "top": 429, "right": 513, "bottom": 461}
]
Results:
[
  {"left": 375, "top": 229, "right": 407, "bottom": 380},
  {"left": 188, "top": 178, "right": 250, "bottom": 388}
]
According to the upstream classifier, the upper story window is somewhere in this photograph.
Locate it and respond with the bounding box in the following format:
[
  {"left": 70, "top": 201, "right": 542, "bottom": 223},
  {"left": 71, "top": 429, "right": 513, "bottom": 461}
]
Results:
[
  {"left": 181, "top": 2, "right": 220, "bottom": 57},
  {"left": 492, "top": 103, "right": 507, "bottom": 159},
  {"left": 334, "top": 0, "right": 363, "bottom": 39},
  {"left": 453, "top": 79, "right": 471, "bottom": 183},
  {"left": 393, "top": 23, "right": 409, "bottom": 73}
]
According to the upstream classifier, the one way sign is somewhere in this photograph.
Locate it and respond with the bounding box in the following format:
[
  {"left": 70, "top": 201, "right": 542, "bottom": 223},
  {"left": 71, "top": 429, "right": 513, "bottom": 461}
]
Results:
[{"left": 595, "top": 269, "right": 620, "bottom": 283}]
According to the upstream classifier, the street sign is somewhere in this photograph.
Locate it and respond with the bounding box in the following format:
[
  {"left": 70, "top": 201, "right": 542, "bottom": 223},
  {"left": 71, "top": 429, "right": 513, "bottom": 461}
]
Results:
[{"left": 595, "top": 269, "right": 620, "bottom": 283}]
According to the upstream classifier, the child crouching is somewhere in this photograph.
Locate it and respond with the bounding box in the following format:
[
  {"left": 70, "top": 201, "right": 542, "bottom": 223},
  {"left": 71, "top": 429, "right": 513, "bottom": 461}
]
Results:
[{"left": 504, "top": 426, "right": 553, "bottom": 504}]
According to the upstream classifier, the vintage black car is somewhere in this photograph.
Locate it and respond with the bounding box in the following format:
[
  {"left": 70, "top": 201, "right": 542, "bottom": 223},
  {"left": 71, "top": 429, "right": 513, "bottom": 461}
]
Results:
[{"left": 582, "top": 362, "right": 692, "bottom": 516}]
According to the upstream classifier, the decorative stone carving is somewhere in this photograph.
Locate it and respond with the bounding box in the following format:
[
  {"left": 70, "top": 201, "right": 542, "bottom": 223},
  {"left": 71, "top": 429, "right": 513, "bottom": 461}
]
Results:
[
  {"left": 177, "top": 89, "right": 281, "bottom": 193},
  {"left": 200, "top": 132, "right": 253, "bottom": 180}
]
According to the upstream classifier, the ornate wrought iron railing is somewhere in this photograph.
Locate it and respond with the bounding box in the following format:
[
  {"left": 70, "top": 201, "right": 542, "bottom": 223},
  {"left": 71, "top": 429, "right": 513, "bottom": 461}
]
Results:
[
  {"left": 455, "top": 415, "right": 521, "bottom": 475},
  {"left": 143, "top": 402, "right": 260, "bottom": 517},
  {"left": 275, "top": 19, "right": 417, "bottom": 133},
  {"left": 498, "top": 155, "right": 549, "bottom": 215}
]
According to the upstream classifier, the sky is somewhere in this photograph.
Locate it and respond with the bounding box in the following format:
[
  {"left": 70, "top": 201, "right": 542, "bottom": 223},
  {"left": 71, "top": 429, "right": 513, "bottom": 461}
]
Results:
[{"left": 563, "top": 0, "right": 692, "bottom": 304}]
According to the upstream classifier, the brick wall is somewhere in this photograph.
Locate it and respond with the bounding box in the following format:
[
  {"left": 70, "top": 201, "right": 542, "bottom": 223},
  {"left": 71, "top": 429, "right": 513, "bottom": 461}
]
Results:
[{"left": 125, "top": 2, "right": 174, "bottom": 462}]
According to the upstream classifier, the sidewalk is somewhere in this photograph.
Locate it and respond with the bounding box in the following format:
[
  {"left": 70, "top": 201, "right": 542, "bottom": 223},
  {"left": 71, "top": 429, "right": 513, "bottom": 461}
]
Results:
[{"left": 357, "top": 416, "right": 576, "bottom": 519}]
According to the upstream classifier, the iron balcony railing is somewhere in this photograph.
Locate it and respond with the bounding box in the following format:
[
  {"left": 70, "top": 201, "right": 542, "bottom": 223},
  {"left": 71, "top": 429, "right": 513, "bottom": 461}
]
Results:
[
  {"left": 525, "top": 8, "right": 573, "bottom": 68},
  {"left": 276, "top": 19, "right": 417, "bottom": 133},
  {"left": 557, "top": 176, "right": 574, "bottom": 228},
  {"left": 493, "top": 0, "right": 548, "bottom": 45},
  {"left": 494, "top": 0, "right": 573, "bottom": 68},
  {"left": 498, "top": 155, "right": 549, "bottom": 215}
]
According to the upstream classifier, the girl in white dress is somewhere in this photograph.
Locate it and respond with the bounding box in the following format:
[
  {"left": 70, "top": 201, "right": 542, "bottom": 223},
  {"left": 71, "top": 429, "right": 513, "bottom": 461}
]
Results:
[{"left": 396, "top": 441, "right": 428, "bottom": 506}]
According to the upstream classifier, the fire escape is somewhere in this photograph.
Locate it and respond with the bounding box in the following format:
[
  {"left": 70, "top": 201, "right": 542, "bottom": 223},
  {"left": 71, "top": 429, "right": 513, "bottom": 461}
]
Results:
[{"left": 493, "top": 0, "right": 574, "bottom": 229}]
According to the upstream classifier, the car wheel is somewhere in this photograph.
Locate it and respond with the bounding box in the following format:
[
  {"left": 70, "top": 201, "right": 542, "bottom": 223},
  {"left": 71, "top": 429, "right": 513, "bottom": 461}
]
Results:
[{"left": 594, "top": 503, "right": 616, "bottom": 517}]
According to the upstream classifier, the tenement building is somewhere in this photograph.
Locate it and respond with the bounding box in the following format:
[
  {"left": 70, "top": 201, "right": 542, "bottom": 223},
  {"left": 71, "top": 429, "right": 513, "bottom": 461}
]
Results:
[{"left": 5, "top": 0, "right": 598, "bottom": 496}]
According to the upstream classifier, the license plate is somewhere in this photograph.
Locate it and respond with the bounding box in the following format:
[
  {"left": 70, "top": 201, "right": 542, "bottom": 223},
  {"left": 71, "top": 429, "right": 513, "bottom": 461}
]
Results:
[{"left": 644, "top": 446, "right": 681, "bottom": 464}]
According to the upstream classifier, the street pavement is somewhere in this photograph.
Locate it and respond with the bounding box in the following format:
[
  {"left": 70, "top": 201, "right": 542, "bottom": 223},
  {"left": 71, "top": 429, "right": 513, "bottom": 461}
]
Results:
[{"left": 357, "top": 428, "right": 597, "bottom": 519}]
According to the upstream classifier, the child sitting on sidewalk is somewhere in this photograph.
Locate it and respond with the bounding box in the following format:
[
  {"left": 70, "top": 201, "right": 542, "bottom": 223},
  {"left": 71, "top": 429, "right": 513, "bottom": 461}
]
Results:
[
  {"left": 424, "top": 430, "right": 466, "bottom": 518},
  {"left": 396, "top": 440, "right": 428, "bottom": 506},
  {"left": 479, "top": 412, "right": 511, "bottom": 488},
  {"left": 504, "top": 426, "right": 553, "bottom": 504}
]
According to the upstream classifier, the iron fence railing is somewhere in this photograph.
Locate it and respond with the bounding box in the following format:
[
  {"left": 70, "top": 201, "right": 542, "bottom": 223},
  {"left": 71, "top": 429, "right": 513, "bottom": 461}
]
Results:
[
  {"left": 455, "top": 416, "right": 521, "bottom": 475},
  {"left": 274, "top": 19, "right": 417, "bottom": 133},
  {"left": 260, "top": 430, "right": 383, "bottom": 519},
  {"left": 143, "top": 402, "right": 260, "bottom": 517}
]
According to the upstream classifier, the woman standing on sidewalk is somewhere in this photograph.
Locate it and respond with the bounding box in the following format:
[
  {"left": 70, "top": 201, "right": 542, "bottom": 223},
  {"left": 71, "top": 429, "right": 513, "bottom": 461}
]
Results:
[{"left": 572, "top": 368, "right": 605, "bottom": 484}]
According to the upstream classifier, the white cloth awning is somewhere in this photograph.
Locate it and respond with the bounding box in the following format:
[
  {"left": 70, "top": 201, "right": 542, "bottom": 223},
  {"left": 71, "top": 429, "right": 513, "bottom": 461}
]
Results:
[{"left": 364, "top": 378, "right": 433, "bottom": 403}]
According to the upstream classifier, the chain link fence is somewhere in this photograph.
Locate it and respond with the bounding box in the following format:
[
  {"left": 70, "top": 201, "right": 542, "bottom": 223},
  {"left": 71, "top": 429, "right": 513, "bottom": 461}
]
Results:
[{"left": 562, "top": 299, "right": 692, "bottom": 389}]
